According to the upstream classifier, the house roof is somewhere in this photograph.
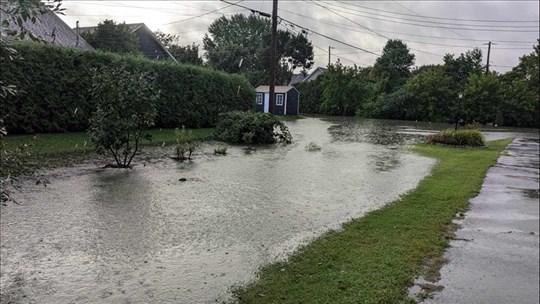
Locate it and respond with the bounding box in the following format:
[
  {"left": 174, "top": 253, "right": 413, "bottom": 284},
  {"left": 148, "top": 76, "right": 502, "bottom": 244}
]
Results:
[
  {"left": 303, "top": 67, "right": 327, "bottom": 82},
  {"left": 0, "top": 3, "right": 93, "bottom": 50},
  {"left": 288, "top": 73, "right": 307, "bottom": 86},
  {"left": 256, "top": 86, "right": 298, "bottom": 93},
  {"left": 78, "top": 22, "right": 176, "bottom": 62}
]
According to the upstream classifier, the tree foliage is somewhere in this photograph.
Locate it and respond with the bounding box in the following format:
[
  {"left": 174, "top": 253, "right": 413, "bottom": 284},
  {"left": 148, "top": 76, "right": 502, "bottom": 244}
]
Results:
[
  {"left": 81, "top": 19, "right": 139, "bottom": 55},
  {"left": 1, "top": 0, "right": 61, "bottom": 203},
  {"left": 203, "top": 14, "right": 314, "bottom": 85},
  {"left": 499, "top": 42, "right": 539, "bottom": 127},
  {"left": 404, "top": 67, "right": 455, "bottom": 122},
  {"left": 154, "top": 30, "right": 202, "bottom": 65},
  {"left": 320, "top": 63, "right": 374, "bottom": 116},
  {"left": 88, "top": 67, "right": 159, "bottom": 168},
  {"left": 372, "top": 39, "right": 415, "bottom": 93},
  {"left": 462, "top": 73, "right": 502, "bottom": 124},
  {"left": 443, "top": 48, "right": 483, "bottom": 88}
]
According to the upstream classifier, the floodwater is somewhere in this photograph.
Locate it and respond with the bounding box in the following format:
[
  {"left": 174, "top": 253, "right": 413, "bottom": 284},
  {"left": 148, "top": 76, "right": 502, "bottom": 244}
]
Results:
[{"left": 1, "top": 117, "right": 533, "bottom": 303}]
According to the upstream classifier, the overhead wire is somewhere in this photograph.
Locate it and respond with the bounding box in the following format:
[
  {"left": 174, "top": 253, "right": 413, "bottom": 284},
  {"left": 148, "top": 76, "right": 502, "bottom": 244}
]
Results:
[
  {"left": 333, "top": 0, "right": 539, "bottom": 23},
  {"left": 165, "top": 0, "right": 244, "bottom": 25},
  {"left": 219, "top": 0, "right": 381, "bottom": 56},
  {"left": 304, "top": 0, "right": 539, "bottom": 33},
  {"left": 277, "top": 6, "right": 535, "bottom": 47},
  {"left": 319, "top": 0, "right": 539, "bottom": 28}
]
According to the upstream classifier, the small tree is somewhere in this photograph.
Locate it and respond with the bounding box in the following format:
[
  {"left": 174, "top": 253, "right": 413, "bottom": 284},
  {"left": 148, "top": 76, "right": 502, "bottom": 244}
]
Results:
[{"left": 88, "top": 67, "right": 159, "bottom": 168}]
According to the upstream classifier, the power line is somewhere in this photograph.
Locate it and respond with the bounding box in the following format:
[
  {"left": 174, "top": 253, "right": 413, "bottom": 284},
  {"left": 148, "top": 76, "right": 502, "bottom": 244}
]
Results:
[
  {"left": 277, "top": 7, "right": 536, "bottom": 46},
  {"left": 165, "top": 0, "right": 244, "bottom": 25},
  {"left": 308, "top": 1, "right": 539, "bottom": 33},
  {"left": 220, "top": 0, "right": 380, "bottom": 56},
  {"left": 334, "top": 0, "right": 540, "bottom": 24},
  {"left": 390, "top": 0, "right": 473, "bottom": 41},
  {"left": 305, "top": 0, "right": 388, "bottom": 39},
  {"left": 319, "top": 0, "right": 538, "bottom": 29}
]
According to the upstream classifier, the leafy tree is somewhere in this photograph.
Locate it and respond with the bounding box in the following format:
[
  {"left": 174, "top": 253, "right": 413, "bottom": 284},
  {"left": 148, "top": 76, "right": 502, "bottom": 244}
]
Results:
[
  {"left": 403, "top": 67, "right": 454, "bottom": 122},
  {"left": 462, "top": 73, "right": 502, "bottom": 124},
  {"left": 81, "top": 19, "right": 139, "bottom": 55},
  {"left": 443, "top": 48, "right": 483, "bottom": 88},
  {"left": 500, "top": 79, "right": 537, "bottom": 127},
  {"left": 88, "top": 67, "right": 159, "bottom": 168},
  {"left": 362, "top": 88, "right": 415, "bottom": 120},
  {"left": 203, "top": 14, "right": 313, "bottom": 85},
  {"left": 320, "top": 63, "right": 374, "bottom": 116},
  {"left": 500, "top": 42, "right": 539, "bottom": 127},
  {"left": 372, "top": 39, "right": 415, "bottom": 93},
  {"left": 154, "top": 30, "right": 202, "bottom": 65},
  {"left": 170, "top": 43, "right": 202, "bottom": 66}
]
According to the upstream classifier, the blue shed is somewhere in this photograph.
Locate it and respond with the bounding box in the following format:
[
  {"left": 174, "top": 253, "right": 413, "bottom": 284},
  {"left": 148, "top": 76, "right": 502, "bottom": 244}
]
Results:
[{"left": 254, "top": 86, "right": 299, "bottom": 116}]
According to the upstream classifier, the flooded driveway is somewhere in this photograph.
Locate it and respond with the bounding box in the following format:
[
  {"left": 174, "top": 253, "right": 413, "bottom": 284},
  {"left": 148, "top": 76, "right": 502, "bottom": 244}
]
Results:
[{"left": 1, "top": 117, "right": 526, "bottom": 303}]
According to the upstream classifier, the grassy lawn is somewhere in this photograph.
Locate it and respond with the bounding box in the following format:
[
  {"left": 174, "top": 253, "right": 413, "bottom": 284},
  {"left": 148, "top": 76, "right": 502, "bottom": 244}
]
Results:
[
  {"left": 3, "top": 128, "right": 214, "bottom": 155},
  {"left": 234, "top": 139, "right": 512, "bottom": 304}
]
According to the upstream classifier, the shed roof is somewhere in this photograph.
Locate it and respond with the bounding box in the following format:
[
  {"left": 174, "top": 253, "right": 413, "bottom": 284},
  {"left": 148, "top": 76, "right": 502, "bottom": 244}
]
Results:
[{"left": 256, "top": 86, "right": 297, "bottom": 93}]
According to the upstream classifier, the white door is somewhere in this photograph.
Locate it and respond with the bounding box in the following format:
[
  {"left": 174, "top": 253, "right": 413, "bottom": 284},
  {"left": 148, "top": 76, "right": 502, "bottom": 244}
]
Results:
[{"left": 264, "top": 93, "right": 269, "bottom": 113}]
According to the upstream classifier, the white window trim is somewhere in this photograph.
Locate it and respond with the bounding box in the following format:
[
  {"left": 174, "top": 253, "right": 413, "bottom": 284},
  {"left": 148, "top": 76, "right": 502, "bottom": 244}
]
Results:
[
  {"left": 276, "top": 94, "right": 284, "bottom": 106},
  {"left": 256, "top": 93, "right": 263, "bottom": 105}
]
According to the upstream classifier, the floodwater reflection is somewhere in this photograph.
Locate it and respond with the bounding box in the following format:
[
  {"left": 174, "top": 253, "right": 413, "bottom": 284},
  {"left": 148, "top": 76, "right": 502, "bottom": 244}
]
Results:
[{"left": 1, "top": 117, "right": 453, "bottom": 303}]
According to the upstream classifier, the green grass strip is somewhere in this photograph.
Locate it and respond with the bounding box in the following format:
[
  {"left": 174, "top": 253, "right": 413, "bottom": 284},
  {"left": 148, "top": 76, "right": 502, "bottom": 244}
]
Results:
[
  {"left": 234, "top": 139, "right": 512, "bottom": 304},
  {"left": 3, "top": 128, "right": 214, "bottom": 155}
]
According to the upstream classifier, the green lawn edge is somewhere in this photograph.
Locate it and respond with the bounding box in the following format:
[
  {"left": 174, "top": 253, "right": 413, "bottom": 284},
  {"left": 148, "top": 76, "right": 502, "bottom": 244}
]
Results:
[
  {"left": 3, "top": 128, "right": 215, "bottom": 155},
  {"left": 234, "top": 138, "right": 513, "bottom": 304}
]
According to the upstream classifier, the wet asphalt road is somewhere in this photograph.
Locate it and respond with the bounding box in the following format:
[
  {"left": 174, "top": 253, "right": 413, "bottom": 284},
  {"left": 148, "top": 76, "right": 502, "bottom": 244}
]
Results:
[{"left": 425, "top": 137, "right": 540, "bottom": 304}]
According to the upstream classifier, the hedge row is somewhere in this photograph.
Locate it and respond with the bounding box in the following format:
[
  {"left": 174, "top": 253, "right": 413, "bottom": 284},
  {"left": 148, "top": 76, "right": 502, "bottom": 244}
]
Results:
[
  {"left": 295, "top": 77, "right": 324, "bottom": 114},
  {"left": 1, "top": 43, "right": 255, "bottom": 134}
]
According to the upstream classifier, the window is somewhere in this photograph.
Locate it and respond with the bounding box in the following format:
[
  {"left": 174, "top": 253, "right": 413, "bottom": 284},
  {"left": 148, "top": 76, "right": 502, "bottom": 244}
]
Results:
[
  {"left": 256, "top": 93, "right": 263, "bottom": 105},
  {"left": 276, "top": 94, "right": 284, "bottom": 106}
]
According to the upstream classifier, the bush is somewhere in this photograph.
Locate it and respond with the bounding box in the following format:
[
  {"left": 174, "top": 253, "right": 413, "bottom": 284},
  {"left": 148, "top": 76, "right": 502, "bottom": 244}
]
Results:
[
  {"left": 426, "top": 129, "right": 485, "bottom": 147},
  {"left": 0, "top": 42, "right": 254, "bottom": 134},
  {"left": 214, "top": 146, "right": 228, "bottom": 155},
  {"left": 88, "top": 67, "right": 159, "bottom": 168},
  {"left": 215, "top": 111, "right": 292, "bottom": 144},
  {"left": 174, "top": 126, "right": 197, "bottom": 161}
]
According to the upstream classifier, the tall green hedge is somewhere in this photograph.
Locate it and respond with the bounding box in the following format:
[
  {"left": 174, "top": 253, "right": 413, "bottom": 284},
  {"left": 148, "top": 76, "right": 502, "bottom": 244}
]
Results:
[
  {"left": 1, "top": 43, "right": 254, "bottom": 134},
  {"left": 295, "top": 77, "right": 324, "bottom": 114}
]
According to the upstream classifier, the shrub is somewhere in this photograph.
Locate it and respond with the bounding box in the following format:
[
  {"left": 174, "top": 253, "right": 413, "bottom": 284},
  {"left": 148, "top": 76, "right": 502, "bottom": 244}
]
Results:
[
  {"left": 88, "top": 67, "right": 159, "bottom": 168},
  {"left": 174, "top": 126, "right": 197, "bottom": 161},
  {"left": 0, "top": 42, "right": 254, "bottom": 134},
  {"left": 215, "top": 111, "right": 292, "bottom": 144},
  {"left": 426, "top": 129, "right": 485, "bottom": 147},
  {"left": 214, "top": 146, "right": 228, "bottom": 155}
]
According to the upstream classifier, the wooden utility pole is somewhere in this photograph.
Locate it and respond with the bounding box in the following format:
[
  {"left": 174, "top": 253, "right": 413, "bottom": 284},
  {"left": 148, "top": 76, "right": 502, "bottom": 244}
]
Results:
[
  {"left": 268, "top": 0, "right": 278, "bottom": 114},
  {"left": 485, "top": 41, "right": 492, "bottom": 74}
]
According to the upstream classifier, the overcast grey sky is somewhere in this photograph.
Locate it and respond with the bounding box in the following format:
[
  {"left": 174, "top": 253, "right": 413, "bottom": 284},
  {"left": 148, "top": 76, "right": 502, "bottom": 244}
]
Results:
[{"left": 58, "top": 1, "right": 539, "bottom": 73}]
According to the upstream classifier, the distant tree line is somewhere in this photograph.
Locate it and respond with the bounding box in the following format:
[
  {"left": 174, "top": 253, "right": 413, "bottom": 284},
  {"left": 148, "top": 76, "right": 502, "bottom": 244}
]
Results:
[
  {"left": 84, "top": 15, "right": 315, "bottom": 88},
  {"left": 298, "top": 40, "right": 539, "bottom": 128}
]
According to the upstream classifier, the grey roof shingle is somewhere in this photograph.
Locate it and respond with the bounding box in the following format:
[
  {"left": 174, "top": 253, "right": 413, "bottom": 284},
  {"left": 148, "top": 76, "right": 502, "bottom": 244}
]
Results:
[{"left": 0, "top": 3, "right": 93, "bottom": 50}]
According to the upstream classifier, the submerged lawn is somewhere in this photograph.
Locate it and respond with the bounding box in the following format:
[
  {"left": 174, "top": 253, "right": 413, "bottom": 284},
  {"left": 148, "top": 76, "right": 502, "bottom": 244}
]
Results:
[
  {"left": 3, "top": 128, "right": 214, "bottom": 155},
  {"left": 235, "top": 139, "right": 512, "bottom": 304}
]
